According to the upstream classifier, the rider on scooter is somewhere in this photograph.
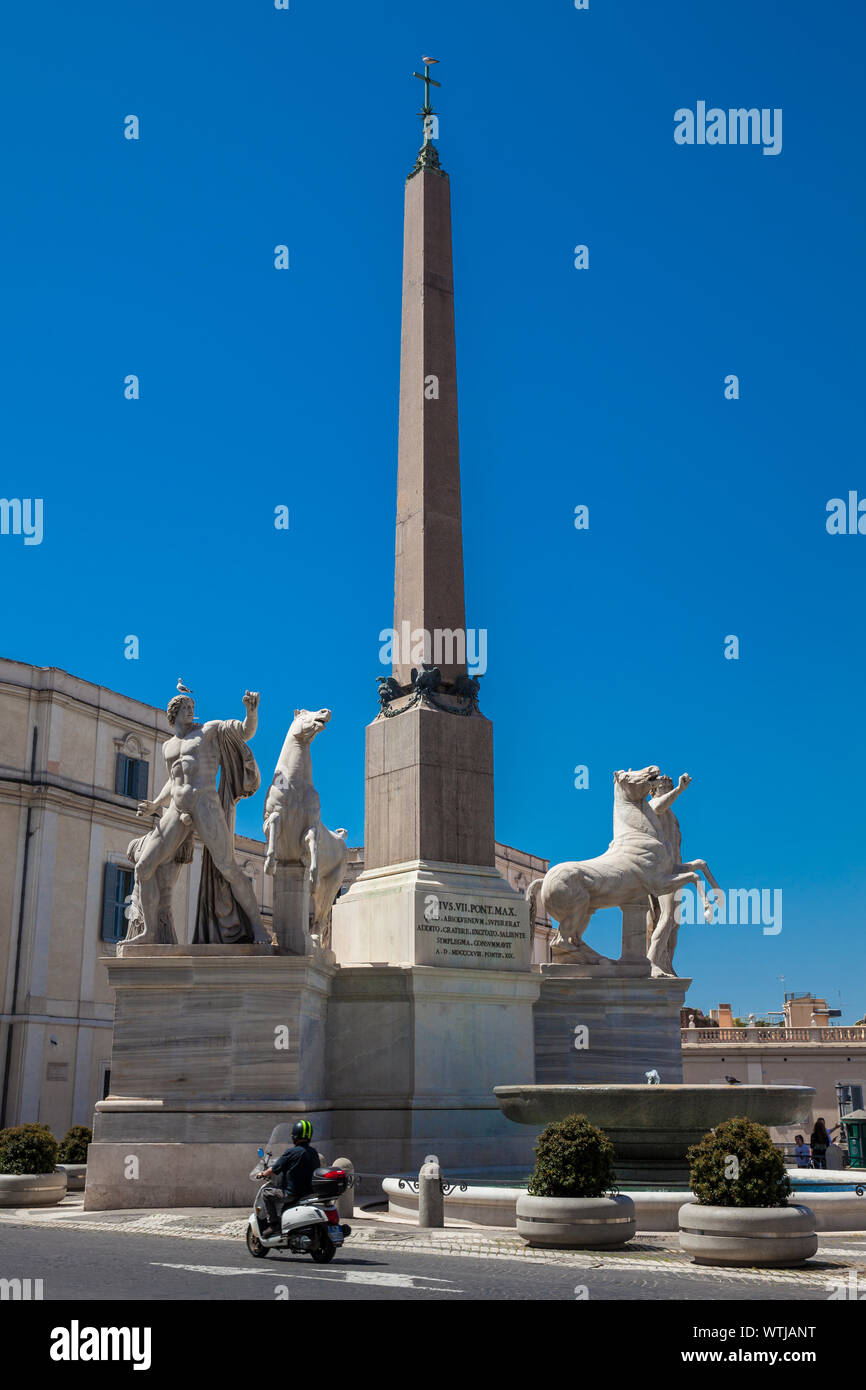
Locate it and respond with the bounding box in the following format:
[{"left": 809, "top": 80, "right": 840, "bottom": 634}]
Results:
[{"left": 258, "top": 1120, "right": 321, "bottom": 1237}]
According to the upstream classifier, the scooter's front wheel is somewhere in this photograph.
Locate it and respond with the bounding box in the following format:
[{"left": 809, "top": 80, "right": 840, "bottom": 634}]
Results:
[
  {"left": 246, "top": 1224, "right": 269, "bottom": 1259},
  {"left": 310, "top": 1238, "right": 337, "bottom": 1263}
]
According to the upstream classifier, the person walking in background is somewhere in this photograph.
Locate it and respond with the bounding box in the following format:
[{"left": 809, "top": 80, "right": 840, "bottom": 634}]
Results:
[
  {"left": 810, "top": 1118, "right": 831, "bottom": 1169},
  {"left": 825, "top": 1122, "right": 845, "bottom": 1169},
  {"left": 793, "top": 1134, "right": 811, "bottom": 1168}
]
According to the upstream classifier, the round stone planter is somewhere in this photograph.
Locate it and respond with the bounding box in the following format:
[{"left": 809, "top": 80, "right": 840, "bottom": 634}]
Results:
[
  {"left": 678, "top": 1203, "right": 818, "bottom": 1267},
  {"left": 57, "top": 1163, "right": 86, "bottom": 1192},
  {"left": 0, "top": 1170, "right": 68, "bottom": 1207},
  {"left": 516, "top": 1193, "right": 636, "bottom": 1249}
]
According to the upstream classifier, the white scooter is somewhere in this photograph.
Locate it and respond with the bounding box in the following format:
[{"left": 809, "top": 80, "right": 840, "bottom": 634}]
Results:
[{"left": 246, "top": 1148, "right": 352, "bottom": 1263}]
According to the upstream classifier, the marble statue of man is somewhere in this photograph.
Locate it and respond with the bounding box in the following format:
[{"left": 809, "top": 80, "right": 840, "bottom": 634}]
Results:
[
  {"left": 645, "top": 772, "right": 692, "bottom": 977},
  {"left": 132, "top": 691, "right": 266, "bottom": 945}
]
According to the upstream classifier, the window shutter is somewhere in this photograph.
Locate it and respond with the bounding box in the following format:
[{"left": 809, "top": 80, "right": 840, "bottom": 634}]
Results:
[
  {"left": 101, "top": 863, "right": 120, "bottom": 941},
  {"left": 134, "top": 759, "right": 149, "bottom": 801},
  {"left": 115, "top": 754, "right": 127, "bottom": 796}
]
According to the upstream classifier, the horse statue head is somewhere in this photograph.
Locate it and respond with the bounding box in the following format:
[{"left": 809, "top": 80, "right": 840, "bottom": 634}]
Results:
[
  {"left": 613, "top": 766, "right": 661, "bottom": 801},
  {"left": 288, "top": 708, "right": 332, "bottom": 745}
]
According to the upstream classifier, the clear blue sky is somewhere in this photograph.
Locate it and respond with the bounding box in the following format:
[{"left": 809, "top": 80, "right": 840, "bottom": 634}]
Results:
[{"left": 1, "top": 2, "right": 863, "bottom": 1019}]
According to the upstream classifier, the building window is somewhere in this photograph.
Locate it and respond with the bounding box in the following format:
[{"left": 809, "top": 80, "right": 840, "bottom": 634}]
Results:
[
  {"left": 101, "top": 863, "right": 134, "bottom": 942},
  {"left": 115, "top": 753, "right": 148, "bottom": 801},
  {"left": 838, "top": 1084, "right": 864, "bottom": 1114}
]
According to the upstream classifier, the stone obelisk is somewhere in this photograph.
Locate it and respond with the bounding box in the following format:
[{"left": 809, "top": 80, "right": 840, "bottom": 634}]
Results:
[
  {"left": 314, "top": 65, "right": 537, "bottom": 1183},
  {"left": 331, "top": 63, "right": 532, "bottom": 972},
  {"left": 392, "top": 116, "right": 466, "bottom": 692}
]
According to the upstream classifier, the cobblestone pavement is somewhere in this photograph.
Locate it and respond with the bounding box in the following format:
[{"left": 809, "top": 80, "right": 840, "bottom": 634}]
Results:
[{"left": 1, "top": 1199, "right": 864, "bottom": 1289}]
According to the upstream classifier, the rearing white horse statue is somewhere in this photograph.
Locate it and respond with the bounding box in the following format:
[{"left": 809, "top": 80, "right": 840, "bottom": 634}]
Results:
[
  {"left": 263, "top": 708, "right": 348, "bottom": 944},
  {"left": 526, "top": 766, "right": 721, "bottom": 964}
]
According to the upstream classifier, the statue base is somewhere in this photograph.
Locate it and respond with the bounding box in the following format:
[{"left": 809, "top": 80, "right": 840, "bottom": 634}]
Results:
[
  {"left": 85, "top": 953, "right": 543, "bottom": 1207},
  {"left": 116, "top": 943, "right": 274, "bottom": 958},
  {"left": 84, "top": 950, "right": 335, "bottom": 1209},
  {"left": 548, "top": 899, "right": 652, "bottom": 977},
  {"left": 534, "top": 974, "right": 691, "bottom": 1086}
]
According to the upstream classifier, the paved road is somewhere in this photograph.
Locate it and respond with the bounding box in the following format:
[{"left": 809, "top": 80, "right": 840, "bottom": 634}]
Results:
[{"left": 0, "top": 1224, "right": 849, "bottom": 1301}]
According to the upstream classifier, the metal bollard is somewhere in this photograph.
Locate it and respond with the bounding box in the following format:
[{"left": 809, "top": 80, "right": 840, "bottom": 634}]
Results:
[
  {"left": 332, "top": 1156, "right": 355, "bottom": 1221},
  {"left": 417, "top": 1153, "right": 444, "bottom": 1228}
]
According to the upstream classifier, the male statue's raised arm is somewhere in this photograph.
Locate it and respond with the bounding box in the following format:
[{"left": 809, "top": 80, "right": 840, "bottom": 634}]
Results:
[
  {"left": 650, "top": 772, "right": 691, "bottom": 816},
  {"left": 210, "top": 691, "right": 260, "bottom": 743},
  {"left": 240, "top": 690, "right": 260, "bottom": 741}
]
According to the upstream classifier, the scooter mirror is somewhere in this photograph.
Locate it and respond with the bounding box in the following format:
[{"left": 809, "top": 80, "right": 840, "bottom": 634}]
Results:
[{"left": 257, "top": 1148, "right": 264, "bottom": 1158}]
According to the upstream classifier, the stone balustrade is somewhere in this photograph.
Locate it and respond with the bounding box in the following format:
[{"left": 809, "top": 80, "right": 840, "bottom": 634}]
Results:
[{"left": 681, "top": 1026, "right": 866, "bottom": 1044}]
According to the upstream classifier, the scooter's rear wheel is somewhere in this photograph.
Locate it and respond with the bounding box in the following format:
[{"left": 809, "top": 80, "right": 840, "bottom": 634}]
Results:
[
  {"left": 310, "top": 1237, "right": 336, "bottom": 1263},
  {"left": 246, "top": 1224, "right": 269, "bottom": 1259}
]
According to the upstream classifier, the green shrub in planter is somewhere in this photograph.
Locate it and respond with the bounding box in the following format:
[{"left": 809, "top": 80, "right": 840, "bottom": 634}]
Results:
[
  {"left": 527, "top": 1114, "right": 616, "bottom": 1199},
  {"left": 0, "top": 1123, "right": 58, "bottom": 1176},
  {"left": 57, "top": 1125, "right": 92, "bottom": 1165},
  {"left": 687, "top": 1117, "right": 791, "bottom": 1208}
]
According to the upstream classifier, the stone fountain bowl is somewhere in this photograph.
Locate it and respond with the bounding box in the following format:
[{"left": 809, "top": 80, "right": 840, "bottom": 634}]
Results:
[{"left": 493, "top": 1084, "right": 815, "bottom": 1165}]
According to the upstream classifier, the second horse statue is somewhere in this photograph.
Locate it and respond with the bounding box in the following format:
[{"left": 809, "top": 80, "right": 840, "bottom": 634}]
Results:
[
  {"left": 263, "top": 708, "right": 349, "bottom": 947},
  {"left": 527, "top": 765, "right": 720, "bottom": 972}
]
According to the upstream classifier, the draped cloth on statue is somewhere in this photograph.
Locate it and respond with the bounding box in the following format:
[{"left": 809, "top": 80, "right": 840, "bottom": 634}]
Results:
[{"left": 193, "top": 721, "right": 261, "bottom": 944}]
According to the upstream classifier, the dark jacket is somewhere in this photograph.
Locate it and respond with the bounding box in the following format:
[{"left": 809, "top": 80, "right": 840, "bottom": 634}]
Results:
[{"left": 271, "top": 1142, "right": 319, "bottom": 1201}]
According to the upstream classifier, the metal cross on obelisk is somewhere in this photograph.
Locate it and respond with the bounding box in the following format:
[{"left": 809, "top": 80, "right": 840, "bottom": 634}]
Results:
[
  {"left": 412, "top": 55, "right": 441, "bottom": 115},
  {"left": 410, "top": 57, "right": 443, "bottom": 173}
]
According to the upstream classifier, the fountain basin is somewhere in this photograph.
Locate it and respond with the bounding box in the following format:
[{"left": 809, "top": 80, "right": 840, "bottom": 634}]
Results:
[
  {"left": 494, "top": 1083, "right": 815, "bottom": 1181},
  {"left": 383, "top": 1171, "right": 866, "bottom": 1232}
]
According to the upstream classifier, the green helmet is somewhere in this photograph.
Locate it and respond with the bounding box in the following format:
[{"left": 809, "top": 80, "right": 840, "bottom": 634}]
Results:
[{"left": 292, "top": 1119, "right": 313, "bottom": 1144}]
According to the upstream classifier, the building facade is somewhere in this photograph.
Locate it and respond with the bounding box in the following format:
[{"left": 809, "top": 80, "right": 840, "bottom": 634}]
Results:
[{"left": 682, "top": 994, "right": 866, "bottom": 1149}]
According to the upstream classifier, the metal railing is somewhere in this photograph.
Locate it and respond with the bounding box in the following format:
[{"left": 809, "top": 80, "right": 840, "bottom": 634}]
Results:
[{"left": 681, "top": 1026, "right": 866, "bottom": 1044}]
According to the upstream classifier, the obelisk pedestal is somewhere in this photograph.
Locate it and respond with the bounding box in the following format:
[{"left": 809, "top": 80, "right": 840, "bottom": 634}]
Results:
[{"left": 364, "top": 700, "right": 495, "bottom": 871}]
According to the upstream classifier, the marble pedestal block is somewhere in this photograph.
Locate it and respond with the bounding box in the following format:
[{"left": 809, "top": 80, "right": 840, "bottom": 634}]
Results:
[
  {"left": 272, "top": 862, "right": 311, "bottom": 955},
  {"left": 534, "top": 973, "right": 690, "bottom": 1087},
  {"left": 364, "top": 704, "right": 495, "bottom": 869},
  {"left": 85, "top": 947, "right": 336, "bottom": 1209},
  {"left": 612, "top": 899, "right": 654, "bottom": 976},
  {"left": 331, "top": 859, "right": 532, "bottom": 971},
  {"left": 323, "top": 963, "right": 542, "bottom": 1186}
]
